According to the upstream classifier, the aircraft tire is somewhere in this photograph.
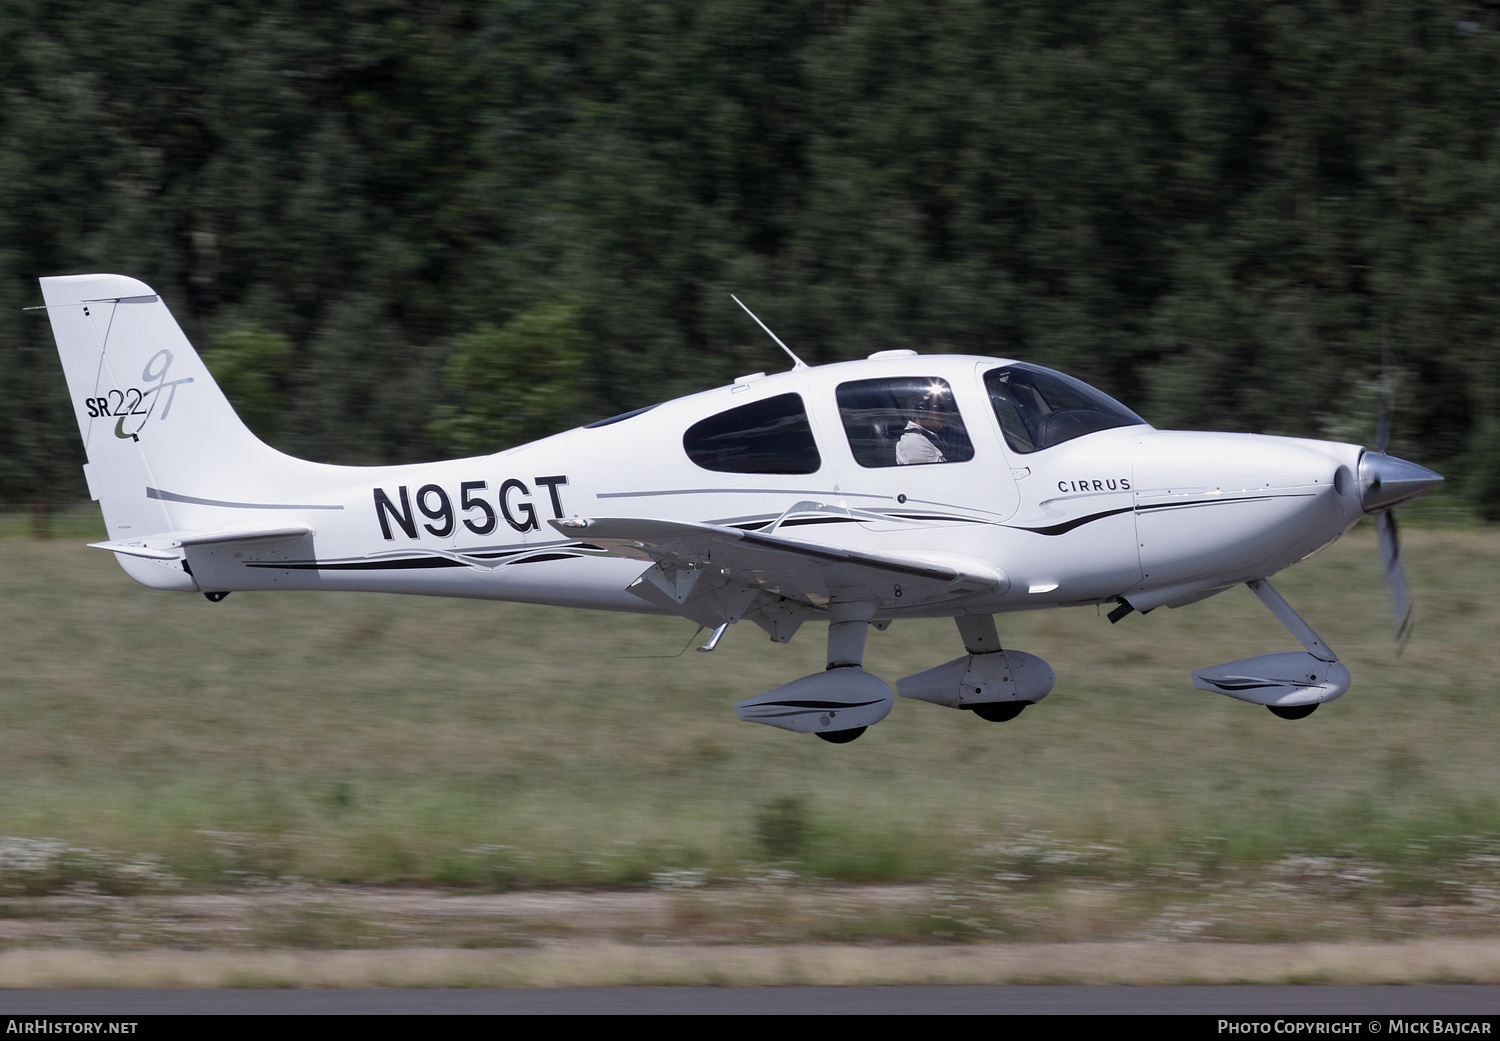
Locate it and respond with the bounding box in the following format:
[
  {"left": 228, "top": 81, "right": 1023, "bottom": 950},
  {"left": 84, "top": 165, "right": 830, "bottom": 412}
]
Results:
[
  {"left": 815, "top": 727, "right": 867, "bottom": 744},
  {"left": 969, "top": 701, "right": 1030, "bottom": 723},
  {"left": 1267, "top": 704, "right": 1318, "bottom": 720}
]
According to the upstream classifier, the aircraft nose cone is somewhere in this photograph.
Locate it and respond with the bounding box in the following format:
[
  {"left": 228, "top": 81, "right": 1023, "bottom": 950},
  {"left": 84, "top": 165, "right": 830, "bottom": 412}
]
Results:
[{"left": 1359, "top": 451, "right": 1444, "bottom": 513}]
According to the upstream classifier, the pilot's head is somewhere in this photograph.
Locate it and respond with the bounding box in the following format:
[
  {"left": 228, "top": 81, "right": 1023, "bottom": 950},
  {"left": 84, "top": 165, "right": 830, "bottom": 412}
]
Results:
[{"left": 910, "top": 383, "right": 949, "bottom": 428}]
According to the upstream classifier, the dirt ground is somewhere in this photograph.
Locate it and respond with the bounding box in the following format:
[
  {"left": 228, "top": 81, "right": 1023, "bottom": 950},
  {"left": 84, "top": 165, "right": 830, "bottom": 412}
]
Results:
[{"left": 2, "top": 882, "right": 1499, "bottom": 988}]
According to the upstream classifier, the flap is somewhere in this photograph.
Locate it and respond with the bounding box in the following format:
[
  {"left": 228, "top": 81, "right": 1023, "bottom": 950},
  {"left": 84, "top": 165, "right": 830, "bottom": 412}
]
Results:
[{"left": 552, "top": 516, "right": 1004, "bottom": 610}]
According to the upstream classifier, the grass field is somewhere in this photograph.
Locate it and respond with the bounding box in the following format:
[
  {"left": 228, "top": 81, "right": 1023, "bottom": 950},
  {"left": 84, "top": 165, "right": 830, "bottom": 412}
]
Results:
[{"left": 2, "top": 515, "right": 1498, "bottom": 923}]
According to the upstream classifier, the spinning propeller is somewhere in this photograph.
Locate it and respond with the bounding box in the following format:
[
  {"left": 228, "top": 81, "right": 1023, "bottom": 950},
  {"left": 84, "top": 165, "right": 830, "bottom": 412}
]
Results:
[{"left": 1358, "top": 343, "right": 1444, "bottom": 650}]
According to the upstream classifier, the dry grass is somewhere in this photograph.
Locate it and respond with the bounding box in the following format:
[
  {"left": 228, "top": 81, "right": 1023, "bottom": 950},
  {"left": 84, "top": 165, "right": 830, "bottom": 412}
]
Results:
[{"left": 0, "top": 520, "right": 1497, "bottom": 894}]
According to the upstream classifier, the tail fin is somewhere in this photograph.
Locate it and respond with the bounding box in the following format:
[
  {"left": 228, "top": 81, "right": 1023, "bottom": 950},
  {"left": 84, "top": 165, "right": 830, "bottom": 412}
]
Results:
[{"left": 39, "top": 274, "right": 290, "bottom": 588}]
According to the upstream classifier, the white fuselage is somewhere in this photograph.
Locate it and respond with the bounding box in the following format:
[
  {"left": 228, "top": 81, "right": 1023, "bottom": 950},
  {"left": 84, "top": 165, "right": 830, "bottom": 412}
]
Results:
[{"left": 165, "top": 355, "right": 1367, "bottom": 619}]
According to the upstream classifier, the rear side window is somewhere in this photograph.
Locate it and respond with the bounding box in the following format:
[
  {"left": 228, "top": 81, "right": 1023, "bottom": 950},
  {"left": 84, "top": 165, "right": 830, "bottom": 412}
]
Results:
[{"left": 683, "top": 393, "right": 821, "bottom": 474}]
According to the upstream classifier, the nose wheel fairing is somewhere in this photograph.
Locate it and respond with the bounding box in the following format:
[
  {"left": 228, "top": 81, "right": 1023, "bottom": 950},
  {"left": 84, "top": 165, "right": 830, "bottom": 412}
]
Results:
[
  {"left": 1192, "top": 579, "right": 1350, "bottom": 715},
  {"left": 1193, "top": 651, "right": 1351, "bottom": 709}
]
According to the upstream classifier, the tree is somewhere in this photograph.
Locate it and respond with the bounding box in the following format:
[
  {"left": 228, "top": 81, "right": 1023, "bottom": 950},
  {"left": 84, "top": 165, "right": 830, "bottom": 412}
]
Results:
[
  {"left": 199, "top": 326, "right": 293, "bottom": 441},
  {"left": 428, "top": 303, "right": 590, "bottom": 456}
]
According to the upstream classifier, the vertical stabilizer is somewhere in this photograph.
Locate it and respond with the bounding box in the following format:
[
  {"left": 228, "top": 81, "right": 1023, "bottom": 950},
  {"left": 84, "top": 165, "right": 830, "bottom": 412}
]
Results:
[{"left": 39, "top": 274, "right": 286, "bottom": 589}]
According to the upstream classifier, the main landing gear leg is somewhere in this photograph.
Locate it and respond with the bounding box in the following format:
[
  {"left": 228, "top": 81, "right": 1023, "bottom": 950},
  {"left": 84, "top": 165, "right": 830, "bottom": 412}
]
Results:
[
  {"left": 826, "top": 601, "right": 874, "bottom": 670},
  {"left": 818, "top": 601, "right": 876, "bottom": 742}
]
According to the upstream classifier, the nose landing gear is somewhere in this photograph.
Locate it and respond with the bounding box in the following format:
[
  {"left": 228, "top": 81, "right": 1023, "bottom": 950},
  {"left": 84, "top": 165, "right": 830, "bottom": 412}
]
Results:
[{"left": 1192, "top": 580, "right": 1349, "bottom": 720}]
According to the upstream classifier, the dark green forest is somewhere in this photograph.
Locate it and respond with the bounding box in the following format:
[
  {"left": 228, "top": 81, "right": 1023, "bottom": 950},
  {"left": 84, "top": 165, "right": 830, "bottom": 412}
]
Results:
[{"left": 3, "top": 0, "right": 1498, "bottom": 510}]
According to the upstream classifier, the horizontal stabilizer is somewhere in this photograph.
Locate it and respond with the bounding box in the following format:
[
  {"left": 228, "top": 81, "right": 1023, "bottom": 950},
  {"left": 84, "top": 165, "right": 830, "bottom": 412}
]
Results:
[
  {"left": 180, "top": 526, "right": 313, "bottom": 547},
  {"left": 90, "top": 525, "right": 312, "bottom": 560},
  {"left": 86, "top": 541, "right": 180, "bottom": 561}
]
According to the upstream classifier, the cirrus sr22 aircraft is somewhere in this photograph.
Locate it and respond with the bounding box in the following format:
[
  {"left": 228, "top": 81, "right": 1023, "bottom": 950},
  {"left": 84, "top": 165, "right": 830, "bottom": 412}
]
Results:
[{"left": 37, "top": 274, "right": 1443, "bottom": 742}]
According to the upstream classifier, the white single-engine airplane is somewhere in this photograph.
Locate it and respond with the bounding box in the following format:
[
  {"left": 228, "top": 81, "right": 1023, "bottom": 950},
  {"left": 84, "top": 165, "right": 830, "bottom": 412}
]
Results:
[{"left": 37, "top": 274, "right": 1444, "bottom": 741}]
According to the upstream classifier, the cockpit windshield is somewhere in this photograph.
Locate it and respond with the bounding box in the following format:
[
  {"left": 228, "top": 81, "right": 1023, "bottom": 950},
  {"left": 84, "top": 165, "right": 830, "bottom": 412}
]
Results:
[{"left": 984, "top": 363, "right": 1147, "bottom": 454}]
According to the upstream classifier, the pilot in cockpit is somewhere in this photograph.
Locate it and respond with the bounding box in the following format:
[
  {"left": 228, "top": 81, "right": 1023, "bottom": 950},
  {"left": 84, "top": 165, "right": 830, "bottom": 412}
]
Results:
[{"left": 895, "top": 383, "right": 953, "bottom": 465}]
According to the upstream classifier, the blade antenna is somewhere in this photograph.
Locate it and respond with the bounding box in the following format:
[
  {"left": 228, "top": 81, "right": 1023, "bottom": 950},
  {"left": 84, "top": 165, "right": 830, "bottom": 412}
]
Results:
[{"left": 732, "top": 294, "right": 807, "bottom": 370}]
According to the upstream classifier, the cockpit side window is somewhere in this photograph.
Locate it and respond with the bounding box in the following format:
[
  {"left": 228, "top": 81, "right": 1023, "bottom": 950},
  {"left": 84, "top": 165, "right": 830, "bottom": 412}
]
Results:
[
  {"left": 683, "top": 392, "right": 822, "bottom": 474},
  {"left": 835, "top": 377, "right": 975, "bottom": 468},
  {"left": 984, "top": 364, "right": 1147, "bottom": 454}
]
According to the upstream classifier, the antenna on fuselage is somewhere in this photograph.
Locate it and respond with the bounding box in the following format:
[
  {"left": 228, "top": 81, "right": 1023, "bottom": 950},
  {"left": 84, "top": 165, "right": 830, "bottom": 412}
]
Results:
[{"left": 732, "top": 294, "right": 808, "bottom": 370}]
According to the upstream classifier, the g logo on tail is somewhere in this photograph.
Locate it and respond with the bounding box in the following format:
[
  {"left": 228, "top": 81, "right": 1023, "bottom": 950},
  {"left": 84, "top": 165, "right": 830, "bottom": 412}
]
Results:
[{"left": 100, "top": 349, "right": 194, "bottom": 441}]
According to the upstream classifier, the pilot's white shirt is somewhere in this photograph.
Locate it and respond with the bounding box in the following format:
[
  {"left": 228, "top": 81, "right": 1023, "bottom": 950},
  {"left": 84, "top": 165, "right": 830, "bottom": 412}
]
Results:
[{"left": 896, "top": 422, "right": 945, "bottom": 465}]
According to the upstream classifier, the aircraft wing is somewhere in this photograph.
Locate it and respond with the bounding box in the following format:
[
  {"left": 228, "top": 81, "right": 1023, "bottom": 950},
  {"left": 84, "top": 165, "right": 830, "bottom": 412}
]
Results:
[{"left": 550, "top": 516, "right": 1005, "bottom": 638}]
